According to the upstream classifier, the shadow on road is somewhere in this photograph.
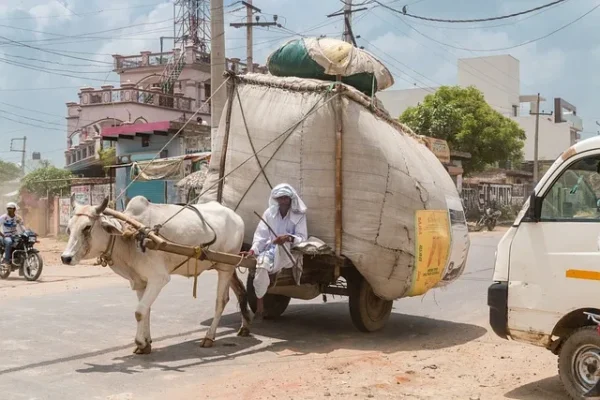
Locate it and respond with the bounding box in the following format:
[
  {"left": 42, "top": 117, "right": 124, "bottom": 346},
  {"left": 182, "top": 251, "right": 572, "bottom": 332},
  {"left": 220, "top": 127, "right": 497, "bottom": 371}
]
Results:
[
  {"left": 68, "top": 302, "right": 486, "bottom": 375},
  {"left": 504, "top": 376, "right": 567, "bottom": 400}
]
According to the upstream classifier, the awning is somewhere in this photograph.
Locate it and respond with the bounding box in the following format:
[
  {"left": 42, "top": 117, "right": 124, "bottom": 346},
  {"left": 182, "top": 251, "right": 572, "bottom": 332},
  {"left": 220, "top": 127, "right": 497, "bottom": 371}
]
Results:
[{"left": 129, "top": 152, "right": 211, "bottom": 181}]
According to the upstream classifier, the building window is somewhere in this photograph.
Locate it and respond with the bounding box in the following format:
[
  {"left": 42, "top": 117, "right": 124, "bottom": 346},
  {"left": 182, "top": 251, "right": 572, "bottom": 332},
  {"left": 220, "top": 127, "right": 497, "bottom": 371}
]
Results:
[
  {"left": 141, "top": 136, "right": 150, "bottom": 147},
  {"left": 160, "top": 149, "right": 168, "bottom": 158},
  {"left": 512, "top": 105, "right": 518, "bottom": 117}
]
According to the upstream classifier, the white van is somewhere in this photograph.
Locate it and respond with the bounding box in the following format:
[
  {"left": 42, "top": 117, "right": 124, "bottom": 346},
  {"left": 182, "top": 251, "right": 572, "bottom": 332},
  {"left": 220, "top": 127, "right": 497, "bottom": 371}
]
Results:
[{"left": 489, "top": 136, "right": 600, "bottom": 399}]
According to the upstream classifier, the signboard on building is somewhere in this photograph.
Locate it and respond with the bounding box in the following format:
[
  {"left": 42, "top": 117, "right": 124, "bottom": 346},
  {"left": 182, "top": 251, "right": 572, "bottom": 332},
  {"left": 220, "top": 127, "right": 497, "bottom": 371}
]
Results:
[
  {"left": 91, "top": 184, "right": 111, "bottom": 206},
  {"left": 59, "top": 198, "right": 71, "bottom": 226},
  {"left": 422, "top": 137, "right": 451, "bottom": 164},
  {"left": 184, "top": 136, "right": 210, "bottom": 154},
  {"left": 71, "top": 185, "right": 91, "bottom": 206}
]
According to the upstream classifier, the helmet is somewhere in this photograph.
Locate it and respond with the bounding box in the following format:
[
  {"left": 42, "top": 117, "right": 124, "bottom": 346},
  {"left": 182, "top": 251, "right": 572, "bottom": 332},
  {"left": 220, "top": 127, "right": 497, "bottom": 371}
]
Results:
[{"left": 6, "top": 202, "right": 17, "bottom": 210}]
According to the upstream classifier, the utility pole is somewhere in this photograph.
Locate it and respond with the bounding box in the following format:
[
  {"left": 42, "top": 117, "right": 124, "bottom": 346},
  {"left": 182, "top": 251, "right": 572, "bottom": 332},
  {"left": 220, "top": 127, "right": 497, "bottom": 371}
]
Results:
[
  {"left": 229, "top": 1, "right": 279, "bottom": 73},
  {"left": 326, "top": 2, "right": 367, "bottom": 46},
  {"left": 10, "top": 136, "right": 26, "bottom": 175},
  {"left": 210, "top": 0, "right": 227, "bottom": 147},
  {"left": 246, "top": 0, "right": 254, "bottom": 73},
  {"left": 530, "top": 93, "right": 553, "bottom": 183},
  {"left": 343, "top": 0, "right": 352, "bottom": 43}
]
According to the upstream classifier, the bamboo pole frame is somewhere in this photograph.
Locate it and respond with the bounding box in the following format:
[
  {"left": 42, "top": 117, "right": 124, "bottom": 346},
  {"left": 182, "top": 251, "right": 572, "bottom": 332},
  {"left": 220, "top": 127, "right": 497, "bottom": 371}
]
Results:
[
  {"left": 217, "top": 78, "right": 237, "bottom": 203},
  {"left": 102, "top": 207, "right": 256, "bottom": 269},
  {"left": 334, "top": 77, "right": 344, "bottom": 258}
]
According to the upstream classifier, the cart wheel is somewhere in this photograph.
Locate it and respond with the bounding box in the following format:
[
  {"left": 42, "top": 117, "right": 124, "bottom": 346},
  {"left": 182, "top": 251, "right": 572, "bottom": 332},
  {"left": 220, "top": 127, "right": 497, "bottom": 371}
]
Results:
[
  {"left": 348, "top": 274, "right": 393, "bottom": 332},
  {"left": 246, "top": 273, "right": 291, "bottom": 319}
]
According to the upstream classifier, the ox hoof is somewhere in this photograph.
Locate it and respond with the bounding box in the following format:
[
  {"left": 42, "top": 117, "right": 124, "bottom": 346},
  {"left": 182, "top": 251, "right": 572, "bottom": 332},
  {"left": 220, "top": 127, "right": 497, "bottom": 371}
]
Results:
[
  {"left": 237, "top": 326, "right": 251, "bottom": 337},
  {"left": 199, "top": 338, "right": 215, "bottom": 348},
  {"left": 133, "top": 343, "right": 152, "bottom": 355}
]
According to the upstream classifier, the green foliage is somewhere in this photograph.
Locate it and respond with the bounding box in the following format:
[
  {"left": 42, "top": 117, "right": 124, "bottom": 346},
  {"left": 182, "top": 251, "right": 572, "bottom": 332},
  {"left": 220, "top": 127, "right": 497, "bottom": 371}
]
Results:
[
  {"left": 0, "top": 160, "right": 22, "bottom": 182},
  {"left": 21, "top": 164, "right": 73, "bottom": 197},
  {"left": 399, "top": 85, "right": 526, "bottom": 174},
  {"left": 98, "top": 147, "right": 116, "bottom": 167}
]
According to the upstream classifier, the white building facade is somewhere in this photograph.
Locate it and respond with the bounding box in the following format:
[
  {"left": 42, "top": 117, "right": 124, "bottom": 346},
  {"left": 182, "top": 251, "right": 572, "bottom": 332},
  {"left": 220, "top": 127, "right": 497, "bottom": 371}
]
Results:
[{"left": 376, "top": 55, "right": 582, "bottom": 165}]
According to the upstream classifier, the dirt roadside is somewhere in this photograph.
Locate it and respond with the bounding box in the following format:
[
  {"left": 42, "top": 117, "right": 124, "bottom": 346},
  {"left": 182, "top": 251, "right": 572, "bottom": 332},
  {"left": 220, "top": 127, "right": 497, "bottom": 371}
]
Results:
[
  {"left": 162, "top": 326, "right": 562, "bottom": 400},
  {"left": 0, "top": 237, "right": 125, "bottom": 299},
  {"left": 3, "top": 232, "right": 568, "bottom": 400}
]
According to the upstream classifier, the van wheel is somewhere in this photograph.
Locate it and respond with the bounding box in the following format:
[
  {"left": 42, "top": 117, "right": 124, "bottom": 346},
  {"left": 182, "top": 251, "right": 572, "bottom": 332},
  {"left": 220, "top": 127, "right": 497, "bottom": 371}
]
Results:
[{"left": 558, "top": 326, "right": 600, "bottom": 399}]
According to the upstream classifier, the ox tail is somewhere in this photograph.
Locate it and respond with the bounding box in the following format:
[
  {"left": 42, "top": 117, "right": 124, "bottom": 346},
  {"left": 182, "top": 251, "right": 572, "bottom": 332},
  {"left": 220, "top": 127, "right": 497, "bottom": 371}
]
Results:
[{"left": 230, "top": 272, "right": 252, "bottom": 324}]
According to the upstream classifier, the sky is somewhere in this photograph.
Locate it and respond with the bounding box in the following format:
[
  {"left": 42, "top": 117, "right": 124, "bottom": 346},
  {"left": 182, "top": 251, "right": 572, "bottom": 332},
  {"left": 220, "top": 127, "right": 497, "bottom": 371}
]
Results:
[{"left": 0, "top": 0, "right": 597, "bottom": 169}]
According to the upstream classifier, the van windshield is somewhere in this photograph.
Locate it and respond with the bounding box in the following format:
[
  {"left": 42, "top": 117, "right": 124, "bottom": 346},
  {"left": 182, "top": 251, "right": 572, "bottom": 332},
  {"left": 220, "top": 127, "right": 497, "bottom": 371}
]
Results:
[{"left": 541, "top": 156, "right": 600, "bottom": 220}]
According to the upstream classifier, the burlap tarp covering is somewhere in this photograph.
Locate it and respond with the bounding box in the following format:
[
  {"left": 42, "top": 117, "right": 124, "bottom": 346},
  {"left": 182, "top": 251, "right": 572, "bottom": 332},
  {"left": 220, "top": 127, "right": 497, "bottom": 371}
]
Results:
[
  {"left": 131, "top": 158, "right": 184, "bottom": 181},
  {"left": 201, "top": 74, "right": 461, "bottom": 301}
]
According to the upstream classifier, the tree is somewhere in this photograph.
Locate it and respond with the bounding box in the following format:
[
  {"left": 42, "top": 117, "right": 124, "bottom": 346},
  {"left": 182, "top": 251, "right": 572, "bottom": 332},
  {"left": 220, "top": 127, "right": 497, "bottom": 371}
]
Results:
[
  {"left": 21, "top": 163, "right": 73, "bottom": 197},
  {"left": 399, "top": 85, "right": 526, "bottom": 174},
  {"left": 98, "top": 147, "right": 116, "bottom": 177},
  {"left": 0, "top": 160, "right": 22, "bottom": 182}
]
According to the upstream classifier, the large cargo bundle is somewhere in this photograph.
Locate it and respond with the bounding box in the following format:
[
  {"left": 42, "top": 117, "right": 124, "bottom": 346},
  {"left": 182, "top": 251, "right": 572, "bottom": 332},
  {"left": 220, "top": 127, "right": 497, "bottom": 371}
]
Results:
[
  {"left": 267, "top": 37, "right": 394, "bottom": 95},
  {"left": 201, "top": 73, "right": 469, "bottom": 301}
]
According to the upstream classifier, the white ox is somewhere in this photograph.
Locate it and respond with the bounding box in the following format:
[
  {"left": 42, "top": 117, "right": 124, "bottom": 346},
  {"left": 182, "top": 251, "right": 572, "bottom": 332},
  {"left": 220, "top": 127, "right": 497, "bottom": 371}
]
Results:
[{"left": 61, "top": 196, "right": 252, "bottom": 354}]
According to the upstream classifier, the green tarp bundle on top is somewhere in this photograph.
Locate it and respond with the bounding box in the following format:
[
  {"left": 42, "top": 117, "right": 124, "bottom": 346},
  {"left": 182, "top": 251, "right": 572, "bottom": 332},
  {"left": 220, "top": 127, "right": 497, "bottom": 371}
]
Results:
[{"left": 266, "top": 37, "right": 394, "bottom": 96}]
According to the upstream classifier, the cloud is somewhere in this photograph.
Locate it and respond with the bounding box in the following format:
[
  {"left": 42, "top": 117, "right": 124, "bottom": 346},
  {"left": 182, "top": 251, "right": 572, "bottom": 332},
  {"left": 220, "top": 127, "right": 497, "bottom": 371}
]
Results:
[{"left": 29, "top": 1, "right": 73, "bottom": 30}]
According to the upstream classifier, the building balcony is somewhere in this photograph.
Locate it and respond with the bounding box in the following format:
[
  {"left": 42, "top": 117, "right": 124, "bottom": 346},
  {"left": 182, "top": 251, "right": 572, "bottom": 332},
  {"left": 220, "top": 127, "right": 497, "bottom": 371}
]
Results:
[
  {"left": 113, "top": 46, "right": 267, "bottom": 74},
  {"left": 78, "top": 84, "right": 196, "bottom": 112}
]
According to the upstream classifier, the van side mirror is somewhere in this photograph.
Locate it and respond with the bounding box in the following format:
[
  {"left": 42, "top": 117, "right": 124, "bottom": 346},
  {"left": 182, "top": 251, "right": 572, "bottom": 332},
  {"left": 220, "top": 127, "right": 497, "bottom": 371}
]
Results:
[{"left": 524, "top": 192, "right": 542, "bottom": 222}]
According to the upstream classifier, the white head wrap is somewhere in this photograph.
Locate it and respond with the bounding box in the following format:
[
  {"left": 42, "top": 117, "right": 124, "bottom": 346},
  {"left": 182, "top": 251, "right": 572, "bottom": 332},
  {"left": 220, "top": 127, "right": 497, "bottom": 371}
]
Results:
[{"left": 268, "top": 183, "right": 307, "bottom": 214}]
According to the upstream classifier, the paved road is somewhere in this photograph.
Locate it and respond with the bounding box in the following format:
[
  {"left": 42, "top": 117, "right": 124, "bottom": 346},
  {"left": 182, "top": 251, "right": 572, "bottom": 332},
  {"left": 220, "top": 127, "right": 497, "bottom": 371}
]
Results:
[{"left": 0, "top": 231, "right": 503, "bottom": 400}]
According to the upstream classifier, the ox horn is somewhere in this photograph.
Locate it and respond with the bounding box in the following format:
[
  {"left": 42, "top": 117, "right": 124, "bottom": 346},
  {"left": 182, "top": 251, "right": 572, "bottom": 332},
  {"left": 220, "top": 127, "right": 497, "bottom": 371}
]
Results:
[{"left": 95, "top": 197, "right": 109, "bottom": 215}]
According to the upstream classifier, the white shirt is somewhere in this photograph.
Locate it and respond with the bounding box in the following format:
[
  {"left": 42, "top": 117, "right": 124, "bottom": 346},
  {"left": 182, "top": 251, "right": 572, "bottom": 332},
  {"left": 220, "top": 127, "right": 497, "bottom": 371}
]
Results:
[
  {"left": 0, "top": 214, "right": 23, "bottom": 236},
  {"left": 250, "top": 207, "right": 307, "bottom": 255}
]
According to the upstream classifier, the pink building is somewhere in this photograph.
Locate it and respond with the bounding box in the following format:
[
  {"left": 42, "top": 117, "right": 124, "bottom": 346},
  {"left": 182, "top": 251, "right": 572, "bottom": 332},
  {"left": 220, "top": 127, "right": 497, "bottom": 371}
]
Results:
[{"left": 64, "top": 45, "right": 261, "bottom": 177}]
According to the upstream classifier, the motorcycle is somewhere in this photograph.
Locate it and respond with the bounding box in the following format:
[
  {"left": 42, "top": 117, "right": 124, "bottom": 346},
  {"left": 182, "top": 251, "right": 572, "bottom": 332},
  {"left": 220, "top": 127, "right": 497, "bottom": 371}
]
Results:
[
  {"left": 0, "top": 229, "right": 43, "bottom": 281},
  {"left": 474, "top": 206, "right": 502, "bottom": 232}
]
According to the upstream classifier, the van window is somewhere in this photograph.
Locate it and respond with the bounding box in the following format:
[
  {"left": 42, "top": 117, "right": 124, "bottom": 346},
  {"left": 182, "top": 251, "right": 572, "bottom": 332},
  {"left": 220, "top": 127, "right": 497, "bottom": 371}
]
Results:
[{"left": 541, "top": 155, "right": 600, "bottom": 221}]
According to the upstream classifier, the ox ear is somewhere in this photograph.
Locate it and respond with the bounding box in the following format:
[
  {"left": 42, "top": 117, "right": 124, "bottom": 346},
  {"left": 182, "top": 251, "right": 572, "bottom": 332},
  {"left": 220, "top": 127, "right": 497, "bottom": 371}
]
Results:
[{"left": 100, "top": 216, "right": 124, "bottom": 235}]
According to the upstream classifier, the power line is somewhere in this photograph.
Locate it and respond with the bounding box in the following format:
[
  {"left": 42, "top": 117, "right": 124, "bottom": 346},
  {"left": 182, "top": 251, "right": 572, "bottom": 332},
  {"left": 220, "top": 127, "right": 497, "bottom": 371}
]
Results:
[
  {"left": 0, "top": 86, "right": 81, "bottom": 92},
  {"left": 361, "top": 38, "right": 441, "bottom": 88},
  {"left": 376, "top": 7, "right": 537, "bottom": 93},
  {"left": 395, "top": 2, "right": 600, "bottom": 52},
  {"left": 0, "top": 19, "right": 174, "bottom": 47},
  {"left": 370, "top": 9, "right": 522, "bottom": 98},
  {"left": 0, "top": 2, "right": 165, "bottom": 21},
  {"left": 0, "top": 115, "right": 64, "bottom": 132},
  {"left": 388, "top": 0, "right": 569, "bottom": 31},
  {"left": 0, "top": 57, "right": 112, "bottom": 74},
  {"left": 0, "top": 57, "right": 118, "bottom": 82},
  {"left": 0, "top": 108, "right": 65, "bottom": 127},
  {"left": 375, "top": 0, "right": 568, "bottom": 23},
  {"left": 0, "top": 34, "right": 113, "bottom": 65}
]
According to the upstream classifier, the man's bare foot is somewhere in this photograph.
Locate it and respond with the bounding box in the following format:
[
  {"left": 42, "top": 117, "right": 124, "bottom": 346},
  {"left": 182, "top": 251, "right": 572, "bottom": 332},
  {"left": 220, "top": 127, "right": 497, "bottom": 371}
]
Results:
[{"left": 253, "top": 311, "right": 264, "bottom": 324}]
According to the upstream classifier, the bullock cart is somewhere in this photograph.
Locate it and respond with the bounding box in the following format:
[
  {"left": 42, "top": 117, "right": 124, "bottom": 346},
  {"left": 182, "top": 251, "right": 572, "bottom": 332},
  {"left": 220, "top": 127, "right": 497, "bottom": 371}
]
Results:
[{"left": 101, "top": 206, "right": 386, "bottom": 332}]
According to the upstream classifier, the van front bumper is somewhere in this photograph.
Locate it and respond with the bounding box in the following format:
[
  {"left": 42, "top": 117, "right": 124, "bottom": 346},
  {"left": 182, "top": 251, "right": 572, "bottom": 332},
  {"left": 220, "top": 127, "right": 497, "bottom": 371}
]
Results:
[{"left": 487, "top": 281, "right": 509, "bottom": 339}]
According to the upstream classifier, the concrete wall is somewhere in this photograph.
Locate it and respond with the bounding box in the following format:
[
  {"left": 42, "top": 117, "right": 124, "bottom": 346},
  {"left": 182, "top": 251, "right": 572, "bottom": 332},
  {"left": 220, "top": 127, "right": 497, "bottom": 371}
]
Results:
[
  {"left": 458, "top": 55, "right": 520, "bottom": 117},
  {"left": 513, "top": 115, "right": 572, "bottom": 162},
  {"left": 376, "top": 88, "right": 434, "bottom": 118}
]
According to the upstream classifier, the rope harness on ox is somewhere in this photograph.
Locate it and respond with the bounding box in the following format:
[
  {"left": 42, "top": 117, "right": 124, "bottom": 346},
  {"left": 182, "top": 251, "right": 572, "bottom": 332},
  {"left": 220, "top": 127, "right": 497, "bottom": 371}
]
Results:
[{"left": 75, "top": 204, "right": 218, "bottom": 298}]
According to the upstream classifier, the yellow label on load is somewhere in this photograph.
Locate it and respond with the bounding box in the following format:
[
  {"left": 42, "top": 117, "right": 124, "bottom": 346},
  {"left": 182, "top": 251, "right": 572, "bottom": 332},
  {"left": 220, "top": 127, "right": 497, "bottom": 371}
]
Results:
[{"left": 408, "top": 210, "right": 451, "bottom": 296}]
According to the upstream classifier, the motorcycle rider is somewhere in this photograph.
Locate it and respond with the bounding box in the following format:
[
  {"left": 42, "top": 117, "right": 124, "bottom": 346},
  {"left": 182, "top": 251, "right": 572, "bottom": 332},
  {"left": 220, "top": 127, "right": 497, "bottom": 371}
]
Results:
[{"left": 0, "top": 202, "right": 25, "bottom": 266}]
